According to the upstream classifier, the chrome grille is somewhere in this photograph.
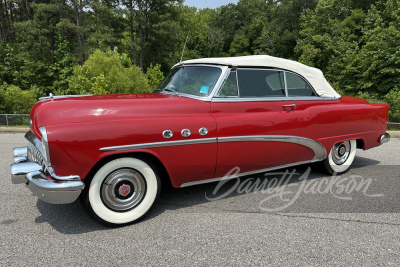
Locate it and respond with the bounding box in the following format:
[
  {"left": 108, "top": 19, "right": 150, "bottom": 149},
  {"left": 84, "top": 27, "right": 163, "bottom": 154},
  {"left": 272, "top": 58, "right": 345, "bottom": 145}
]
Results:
[{"left": 27, "top": 143, "right": 45, "bottom": 168}]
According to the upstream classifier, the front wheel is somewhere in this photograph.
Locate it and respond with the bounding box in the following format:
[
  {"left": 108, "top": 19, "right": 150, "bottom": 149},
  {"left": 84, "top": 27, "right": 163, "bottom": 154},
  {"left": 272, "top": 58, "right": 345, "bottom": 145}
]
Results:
[
  {"left": 81, "top": 157, "right": 160, "bottom": 226},
  {"left": 322, "top": 140, "right": 357, "bottom": 175}
]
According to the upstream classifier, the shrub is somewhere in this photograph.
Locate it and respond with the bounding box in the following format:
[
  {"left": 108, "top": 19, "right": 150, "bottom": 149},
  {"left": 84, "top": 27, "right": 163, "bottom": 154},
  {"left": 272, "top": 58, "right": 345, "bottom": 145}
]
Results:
[
  {"left": 64, "top": 50, "right": 151, "bottom": 95},
  {"left": 0, "top": 83, "right": 38, "bottom": 114},
  {"left": 385, "top": 90, "right": 400, "bottom": 122}
]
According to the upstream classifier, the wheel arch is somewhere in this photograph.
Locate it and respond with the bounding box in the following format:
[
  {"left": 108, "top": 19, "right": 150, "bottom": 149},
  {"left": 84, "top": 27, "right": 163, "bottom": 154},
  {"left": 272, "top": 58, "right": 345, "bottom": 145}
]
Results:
[
  {"left": 325, "top": 136, "right": 365, "bottom": 152},
  {"left": 356, "top": 138, "right": 365, "bottom": 150},
  {"left": 83, "top": 152, "right": 171, "bottom": 187}
]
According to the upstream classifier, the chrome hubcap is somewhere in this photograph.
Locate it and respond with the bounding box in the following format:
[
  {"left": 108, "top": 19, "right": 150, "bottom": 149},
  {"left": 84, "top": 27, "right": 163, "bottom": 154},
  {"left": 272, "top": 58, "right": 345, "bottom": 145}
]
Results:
[
  {"left": 101, "top": 168, "right": 146, "bottom": 211},
  {"left": 332, "top": 141, "right": 351, "bottom": 165}
]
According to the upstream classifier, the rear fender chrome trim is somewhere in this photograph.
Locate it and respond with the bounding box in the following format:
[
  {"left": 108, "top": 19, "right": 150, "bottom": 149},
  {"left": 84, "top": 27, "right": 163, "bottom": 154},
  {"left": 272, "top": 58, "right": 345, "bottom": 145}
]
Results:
[
  {"left": 218, "top": 135, "right": 326, "bottom": 161},
  {"left": 297, "top": 136, "right": 327, "bottom": 161},
  {"left": 100, "top": 135, "right": 326, "bottom": 162}
]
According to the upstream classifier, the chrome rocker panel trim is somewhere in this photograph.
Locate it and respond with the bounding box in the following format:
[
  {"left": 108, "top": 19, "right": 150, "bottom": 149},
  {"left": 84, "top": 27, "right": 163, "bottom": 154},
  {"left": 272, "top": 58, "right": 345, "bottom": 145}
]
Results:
[{"left": 181, "top": 160, "right": 313, "bottom": 188}]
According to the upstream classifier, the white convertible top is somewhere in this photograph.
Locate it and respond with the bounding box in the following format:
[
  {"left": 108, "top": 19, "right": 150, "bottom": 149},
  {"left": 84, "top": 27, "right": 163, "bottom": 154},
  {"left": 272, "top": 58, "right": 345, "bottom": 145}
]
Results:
[{"left": 179, "top": 55, "right": 341, "bottom": 99}]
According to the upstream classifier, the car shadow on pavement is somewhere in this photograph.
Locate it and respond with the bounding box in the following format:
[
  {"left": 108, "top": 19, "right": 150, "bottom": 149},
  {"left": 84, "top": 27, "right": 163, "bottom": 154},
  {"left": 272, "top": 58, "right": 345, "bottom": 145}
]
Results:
[
  {"left": 35, "top": 200, "right": 109, "bottom": 233},
  {"left": 35, "top": 155, "right": 381, "bottom": 234},
  {"left": 352, "top": 155, "right": 381, "bottom": 167}
]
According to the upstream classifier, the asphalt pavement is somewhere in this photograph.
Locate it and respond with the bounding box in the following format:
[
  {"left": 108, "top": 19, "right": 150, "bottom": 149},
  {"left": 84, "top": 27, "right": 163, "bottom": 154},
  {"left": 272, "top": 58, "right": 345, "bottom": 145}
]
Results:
[{"left": 1, "top": 133, "right": 400, "bottom": 266}]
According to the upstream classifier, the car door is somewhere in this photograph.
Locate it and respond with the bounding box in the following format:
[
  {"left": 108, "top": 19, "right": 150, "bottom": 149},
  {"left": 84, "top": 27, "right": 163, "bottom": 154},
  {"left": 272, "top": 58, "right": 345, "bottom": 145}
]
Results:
[
  {"left": 211, "top": 68, "right": 301, "bottom": 177},
  {"left": 284, "top": 71, "right": 329, "bottom": 163}
]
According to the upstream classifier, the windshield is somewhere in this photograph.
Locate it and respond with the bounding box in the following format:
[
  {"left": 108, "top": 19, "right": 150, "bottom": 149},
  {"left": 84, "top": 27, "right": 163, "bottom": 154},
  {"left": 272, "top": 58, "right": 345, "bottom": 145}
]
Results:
[{"left": 156, "top": 66, "right": 222, "bottom": 97}]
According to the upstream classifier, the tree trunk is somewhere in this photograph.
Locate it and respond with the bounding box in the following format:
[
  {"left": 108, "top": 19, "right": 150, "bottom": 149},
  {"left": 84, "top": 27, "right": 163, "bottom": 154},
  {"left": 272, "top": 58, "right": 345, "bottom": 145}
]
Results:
[
  {"left": 130, "top": 13, "right": 136, "bottom": 65},
  {"left": 0, "top": 0, "right": 7, "bottom": 43},
  {"left": 138, "top": 0, "right": 144, "bottom": 68},
  {"left": 4, "top": 0, "right": 12, "bottom": 41},
  {"left": 25, "top": 0, "right": 31, "bottom": 20},
  {"left": 73, "top": 0, "right": 85, "bottom": 65},
  {"left": 139, "top": 23, "right": 143, "bottom": 68},
  {"left": 109, "top": 25, "right": 114, "bottom": 51}
]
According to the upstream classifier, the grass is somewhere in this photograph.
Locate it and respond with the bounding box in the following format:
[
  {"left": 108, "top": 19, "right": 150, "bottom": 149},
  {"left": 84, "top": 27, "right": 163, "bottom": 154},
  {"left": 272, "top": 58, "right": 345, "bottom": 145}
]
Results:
[{"left": 0, "top": 125, "right": 29, "bottom": 128}]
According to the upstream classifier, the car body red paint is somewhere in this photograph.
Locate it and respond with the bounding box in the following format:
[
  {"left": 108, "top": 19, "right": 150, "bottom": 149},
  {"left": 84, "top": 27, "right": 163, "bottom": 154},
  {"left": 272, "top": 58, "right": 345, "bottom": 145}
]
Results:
[{"left": 28, "top": 93, "right": 389, "bottom": 188}]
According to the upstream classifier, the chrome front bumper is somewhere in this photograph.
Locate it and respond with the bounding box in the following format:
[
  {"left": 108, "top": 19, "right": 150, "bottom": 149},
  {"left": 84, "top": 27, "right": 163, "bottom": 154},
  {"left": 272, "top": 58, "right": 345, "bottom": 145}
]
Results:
[{"left": 10, "top": 146, "right": 85, "bottom": 204}]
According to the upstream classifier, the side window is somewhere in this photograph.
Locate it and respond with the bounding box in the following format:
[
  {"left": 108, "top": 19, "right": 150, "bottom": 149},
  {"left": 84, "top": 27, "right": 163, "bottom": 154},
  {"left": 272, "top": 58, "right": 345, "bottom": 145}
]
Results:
[
  {"left": 218, "top": 71, "right": 238, "bottom": 97},
  {"left": 238, "top": 69, "right": 285, "bottom": 97},
  {"left": 286, "top": 72, "right": 316, "bottom": 97},
  {"left": 266, "top": 72, "right": 285, "bottom": 93}
]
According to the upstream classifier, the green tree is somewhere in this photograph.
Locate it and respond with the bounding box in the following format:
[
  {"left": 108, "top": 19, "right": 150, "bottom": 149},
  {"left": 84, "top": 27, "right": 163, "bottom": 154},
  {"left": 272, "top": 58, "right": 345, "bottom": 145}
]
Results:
[
  {"left": 352, "top": 0, "right": 400, "bottom": 95},
  {"left": 66, "top": 49, "right": 151, "bottom": 95},
  {"left": 385, "top": 90, "right": 400, "bottom": 122},
  {"left": 146, "top": 63, "right": 164, "bottom": 90},
  {"left": 0, "top": 82, "right": 38, "bottom": 114}
]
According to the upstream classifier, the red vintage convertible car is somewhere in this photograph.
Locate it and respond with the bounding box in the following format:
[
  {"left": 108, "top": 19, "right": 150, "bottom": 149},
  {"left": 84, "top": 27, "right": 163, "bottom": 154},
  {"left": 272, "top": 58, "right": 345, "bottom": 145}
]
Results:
[{"left": 10, "top": 55, "right": 390, "bottom": 226}]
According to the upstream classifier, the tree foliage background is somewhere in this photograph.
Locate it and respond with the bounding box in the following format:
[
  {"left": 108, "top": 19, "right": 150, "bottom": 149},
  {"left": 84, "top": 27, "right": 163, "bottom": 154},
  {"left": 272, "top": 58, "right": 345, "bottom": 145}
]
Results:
[{"left": 0, "top": 0, "right": 399, "bottom": 121}]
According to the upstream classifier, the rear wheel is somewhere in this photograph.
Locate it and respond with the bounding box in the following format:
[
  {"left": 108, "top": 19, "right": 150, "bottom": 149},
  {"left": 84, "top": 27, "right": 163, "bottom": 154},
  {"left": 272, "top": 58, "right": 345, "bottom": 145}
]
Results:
[
  {"left": 322, "top": 140, "right": 357, "bottom": 175},
  {"left": 81, "top": 157, "right": 160, "bottom": 226}
]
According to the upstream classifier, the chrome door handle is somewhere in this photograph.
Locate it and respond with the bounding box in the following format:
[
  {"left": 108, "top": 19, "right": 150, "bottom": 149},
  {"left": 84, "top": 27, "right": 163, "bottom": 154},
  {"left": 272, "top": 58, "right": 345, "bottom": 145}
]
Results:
[{"left": 282, "top": 104, "right": 296, "bottom": 111}]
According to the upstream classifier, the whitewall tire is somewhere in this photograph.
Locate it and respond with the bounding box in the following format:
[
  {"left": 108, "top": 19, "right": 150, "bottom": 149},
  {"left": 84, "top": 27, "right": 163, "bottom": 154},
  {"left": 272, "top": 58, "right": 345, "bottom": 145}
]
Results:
[
  {"left": 322, "top": 140, "right": 357, "bottom": 175},
  {"left": 81, "top": 157, "right": 160, "bottom": 226}
]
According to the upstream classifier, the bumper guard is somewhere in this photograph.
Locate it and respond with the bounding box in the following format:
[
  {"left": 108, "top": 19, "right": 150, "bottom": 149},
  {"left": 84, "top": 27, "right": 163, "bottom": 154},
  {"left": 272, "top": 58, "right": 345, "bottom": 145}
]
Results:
[
  {"left": 380, "top": 133, "right": 390, "bottom": 144},
  {"left": 10, "top": 146, "right": 84, "bottom": 204}
]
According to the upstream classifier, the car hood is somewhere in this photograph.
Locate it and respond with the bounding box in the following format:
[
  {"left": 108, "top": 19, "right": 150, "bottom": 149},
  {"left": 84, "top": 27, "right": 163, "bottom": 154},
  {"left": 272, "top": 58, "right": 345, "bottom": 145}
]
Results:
[{"left": 31, "top": 93, "right": 211, "bottom": 129}]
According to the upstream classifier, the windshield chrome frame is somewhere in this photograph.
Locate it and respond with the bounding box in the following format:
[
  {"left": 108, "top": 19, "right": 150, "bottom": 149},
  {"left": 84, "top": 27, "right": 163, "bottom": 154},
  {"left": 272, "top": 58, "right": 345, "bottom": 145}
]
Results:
[{"left": 158, "top": 64, "right": 229, "bottom": 102}]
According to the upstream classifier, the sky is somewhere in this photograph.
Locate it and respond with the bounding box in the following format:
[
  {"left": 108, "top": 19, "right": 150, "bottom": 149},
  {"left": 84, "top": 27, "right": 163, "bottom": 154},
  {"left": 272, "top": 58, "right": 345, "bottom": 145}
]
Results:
[{"left": 184, "top": 0, "right": 239, "bottom": 9}]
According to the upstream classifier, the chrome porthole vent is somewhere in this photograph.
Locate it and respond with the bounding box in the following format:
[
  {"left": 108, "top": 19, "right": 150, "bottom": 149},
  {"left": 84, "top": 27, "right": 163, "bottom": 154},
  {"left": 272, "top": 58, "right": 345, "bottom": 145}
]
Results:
[
  {"left": 163, "top": 130, "right": 173, "bottom": 139},
  {"left": 199, "top": 127, "right": 208, "bottom": 136},
  {"left": 181, "top": 129, "right": 191, "bottom": 137}
]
